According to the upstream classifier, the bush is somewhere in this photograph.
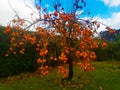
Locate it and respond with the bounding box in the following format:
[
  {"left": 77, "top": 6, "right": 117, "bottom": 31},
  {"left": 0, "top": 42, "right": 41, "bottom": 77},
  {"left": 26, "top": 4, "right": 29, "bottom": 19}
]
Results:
[
  {"left": 0, "top": 26, "right": 10, "bottom": 57},
  {"left": 0, "top": 53, "right": 38, "bottom": 77},
  {"left": 0, "top": 26, "right": 60, "bottom": 77},
  {"left": 0, "top": 26, "right": 38, "bottom": 77},
  {"left": 95, "top": 34, "right": 120, "bottom": 61},
  {"left": 110, "top": 35, "right": 120, "bottom": 61}
]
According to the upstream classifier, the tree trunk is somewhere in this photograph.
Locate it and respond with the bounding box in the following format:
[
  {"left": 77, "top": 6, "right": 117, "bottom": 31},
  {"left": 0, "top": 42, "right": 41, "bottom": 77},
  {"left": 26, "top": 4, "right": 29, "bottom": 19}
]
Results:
[{"left": 67, "top": 57, "right": 73, "bottom": 81}]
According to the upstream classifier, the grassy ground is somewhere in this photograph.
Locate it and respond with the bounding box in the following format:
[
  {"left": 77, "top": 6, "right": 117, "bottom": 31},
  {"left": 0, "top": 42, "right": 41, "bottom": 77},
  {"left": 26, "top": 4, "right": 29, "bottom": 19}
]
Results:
[{"left": 0, "top": 61, "right": 120, "bottom": 90}]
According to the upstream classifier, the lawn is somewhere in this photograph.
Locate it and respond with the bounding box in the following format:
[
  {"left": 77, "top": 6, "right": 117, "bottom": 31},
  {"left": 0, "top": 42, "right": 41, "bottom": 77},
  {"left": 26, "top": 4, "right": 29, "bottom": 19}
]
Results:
[{"left": 0, "top": 61, "right": 120, "bottom": 90}]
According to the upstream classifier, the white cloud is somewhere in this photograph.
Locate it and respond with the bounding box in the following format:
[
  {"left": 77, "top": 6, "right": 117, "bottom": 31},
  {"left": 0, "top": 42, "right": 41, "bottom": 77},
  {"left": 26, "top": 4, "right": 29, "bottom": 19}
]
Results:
[
  {"left": 97, "top": 12, "right": 120, "bottom": 32},
  {"left": 0, "top": 0, "right": 37, "bottom": 26},
  {"left": 0, "top": 0, "right": 14, "bottom": 26},
  {"left": 100, "top": 0, "right": 120, "bottom": 7}
]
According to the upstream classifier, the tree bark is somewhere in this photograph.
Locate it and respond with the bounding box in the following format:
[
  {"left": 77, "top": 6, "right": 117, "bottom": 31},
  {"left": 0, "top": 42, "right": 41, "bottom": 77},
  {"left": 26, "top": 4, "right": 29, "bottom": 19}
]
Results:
[{"left": 67, "top": 57, "right": 73, "bottom": 81}]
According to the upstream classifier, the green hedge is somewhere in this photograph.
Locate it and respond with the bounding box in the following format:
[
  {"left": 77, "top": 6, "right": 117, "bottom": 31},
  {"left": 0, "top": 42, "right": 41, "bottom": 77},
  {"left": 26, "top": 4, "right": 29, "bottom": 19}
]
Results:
[
  {"left": 0, "top": 26, "right": 10, "bottom": 57},
  {"left": 95, "top": 35, "right": 120, "bottom": 61},
  {"left": 0, "top": 54, "right": 38, "bottom": 77},
  {"left": 0, "top": 26, "right": 38, "bottom": 77}
]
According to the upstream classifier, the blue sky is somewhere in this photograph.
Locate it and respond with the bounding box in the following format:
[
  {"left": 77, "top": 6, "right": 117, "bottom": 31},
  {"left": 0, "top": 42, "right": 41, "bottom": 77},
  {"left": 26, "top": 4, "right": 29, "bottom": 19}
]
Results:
[
  {"left": 0, "top": 0, "right": 120, "bottom": 31},
  {"left": 35, "top": 0, "right": 120, "bottom": 18}
]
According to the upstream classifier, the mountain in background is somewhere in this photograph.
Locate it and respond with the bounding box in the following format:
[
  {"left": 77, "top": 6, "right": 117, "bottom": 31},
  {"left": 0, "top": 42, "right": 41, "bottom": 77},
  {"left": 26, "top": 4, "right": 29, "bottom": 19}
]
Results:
[{"left": 100, "top": 29, "right": 120, "bottom": 42}]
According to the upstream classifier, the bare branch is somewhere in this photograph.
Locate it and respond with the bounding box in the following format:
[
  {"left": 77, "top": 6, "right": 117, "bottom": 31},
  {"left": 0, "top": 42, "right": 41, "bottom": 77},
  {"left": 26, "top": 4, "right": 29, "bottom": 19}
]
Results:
[{"left": 8, "top": 0, "right": 20, "bottom": 19}]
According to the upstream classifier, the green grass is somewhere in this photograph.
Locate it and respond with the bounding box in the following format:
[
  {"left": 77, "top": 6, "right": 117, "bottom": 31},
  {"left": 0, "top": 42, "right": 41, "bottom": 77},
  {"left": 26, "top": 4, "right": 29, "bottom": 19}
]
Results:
[
  {"left": 0, "top": 61, "right": 120, "bottom": 90},
  {"left": 83, "top": 62, "right": 120, "bottom": 90}
]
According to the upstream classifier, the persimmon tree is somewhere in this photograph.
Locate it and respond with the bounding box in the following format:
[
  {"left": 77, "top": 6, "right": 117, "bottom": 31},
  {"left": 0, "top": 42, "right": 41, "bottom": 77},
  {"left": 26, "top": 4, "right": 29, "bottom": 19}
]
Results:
[{"left": 4, "top": 0, "right": 112, "bottom": 81}]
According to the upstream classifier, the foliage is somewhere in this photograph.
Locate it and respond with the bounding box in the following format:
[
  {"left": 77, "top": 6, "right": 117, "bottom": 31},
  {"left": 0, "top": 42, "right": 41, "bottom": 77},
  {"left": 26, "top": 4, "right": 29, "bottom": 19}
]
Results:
[
  {"left": 112, "top": 34, "right": 120, "bottom": 61},
  {"left": 0, "top": 26, "right": 10, "bottom": 57},
  {"left": 0, "top": 26, "right": 38, "bottom": 77},
  {"left": 94, "top": 34, "right": 120, "bottom": 61},
  {"left": 0, "top": 56, "right": 37, "bottom": 77}
]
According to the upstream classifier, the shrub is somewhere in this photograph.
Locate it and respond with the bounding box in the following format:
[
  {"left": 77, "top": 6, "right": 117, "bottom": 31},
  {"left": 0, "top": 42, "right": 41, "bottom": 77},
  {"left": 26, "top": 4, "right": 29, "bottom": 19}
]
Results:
[
  {"left": 95, "top": 34, "right": 120, "bottom": 61},
  {"left": 0, "top": 53, "right": 38, "bottom": 77},
  {"left": 0, "top": 26, "right": 38, "bottom": 77},
  {"left": 0, "top": 26, "right": 10, "bottom": 57}
]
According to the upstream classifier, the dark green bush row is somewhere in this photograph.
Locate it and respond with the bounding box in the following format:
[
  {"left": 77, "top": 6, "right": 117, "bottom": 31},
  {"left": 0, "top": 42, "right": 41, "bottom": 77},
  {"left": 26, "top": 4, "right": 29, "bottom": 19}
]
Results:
[
  {"left": 94, "top": 35, "right": 120, "bottom": 61},
  {"left": 0, "top": 49, "right": 38, "bottom": 77},
  {"left": 0, "top": 55, "right": 38, "bottom": 77},
  {"left": 0, "top": 26, "right": 38, "bottom": 77},
  {"left": 0, "top": 26, "right": 10, "bottom": 57}
]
